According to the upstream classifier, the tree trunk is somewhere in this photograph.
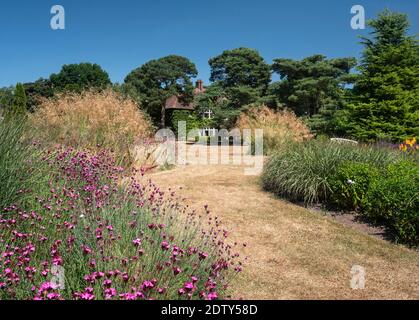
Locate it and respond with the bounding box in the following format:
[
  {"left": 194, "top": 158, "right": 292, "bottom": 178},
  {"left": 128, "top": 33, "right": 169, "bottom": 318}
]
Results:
[{"left": 161, "top": 103, "right": 166, "bottom": 128}]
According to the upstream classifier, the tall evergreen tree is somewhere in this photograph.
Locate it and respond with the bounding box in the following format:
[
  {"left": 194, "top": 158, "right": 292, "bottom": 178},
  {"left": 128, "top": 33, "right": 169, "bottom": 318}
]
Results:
[
  {"left": 344, "top": 9, "right": 419, "bottom": 141},
  {"left": 7, "top": 83, "right": 27, "bottom": 118}
]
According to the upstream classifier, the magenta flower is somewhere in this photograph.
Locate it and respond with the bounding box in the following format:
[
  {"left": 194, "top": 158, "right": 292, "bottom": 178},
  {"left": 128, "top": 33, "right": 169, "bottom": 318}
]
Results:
[
  {"left": 104, "top": 288, "right": 117, "bottom": 300},
  {"left": 161, "top": 241, "right": 170, "bottom": 251},
  {"left": 207, "top": 292, "right": 218, "bottom": 300},
  {"left": 173, "top": 266, "right": 182, "bottom": 275},
  {"left": 103, "top": 279, "right": 112, "bottom": 288},
  {"left": 141, "top": 280, "right": 155, "bottom": 291},
  {"left": 199, "top": 252, "right": 209, "bottom": 260},
  {"left": 184, "top": 282, "right": 194, "bottom": 291},
  {"left": 132, "top": 238, "right": 142, "bottom": 247}
]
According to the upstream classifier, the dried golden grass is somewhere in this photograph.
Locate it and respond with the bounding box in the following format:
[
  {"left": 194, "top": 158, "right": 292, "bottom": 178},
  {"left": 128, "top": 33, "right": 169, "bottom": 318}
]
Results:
[
  {"left": 30, "top": 89, "right": 153, "bottom": 164},
  {"left": 150, "top": 160, "right": 419, "bottom": 300},
  {"left": 236, "top": 106, "right": 313, "bottom": 154}
]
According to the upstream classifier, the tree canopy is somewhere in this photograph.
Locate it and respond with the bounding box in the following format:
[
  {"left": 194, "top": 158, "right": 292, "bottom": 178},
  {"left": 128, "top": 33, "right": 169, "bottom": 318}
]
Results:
[
  {"left": 271, "top": 55, "right": 357, "bottom": 117},
  {"left": 5, "top": 83, "right": 27, "bottom": 119},
  {"left": 343, "top": 9, "right": 419, "bottom": 141},
  {"left": 209, "top": 48, "right": 271, "bottom": 91},
  {"left": 50, "top": 63, "right": 111, "bottom": 93},
  {"left": 124, "top": 55, "right": 198, "bottom": 127}
]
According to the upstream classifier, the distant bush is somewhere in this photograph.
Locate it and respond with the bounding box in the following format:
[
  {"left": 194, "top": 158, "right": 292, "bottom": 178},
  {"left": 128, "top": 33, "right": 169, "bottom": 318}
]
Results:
[
  {"left": 30, "top": 90, "right": 153, "bottom": 165},
  {"left": 236, "top": 106, "right": 313, "bottom": 155},
  {"left": 261, "top": 139, "right": 398, "bottom": 204}
]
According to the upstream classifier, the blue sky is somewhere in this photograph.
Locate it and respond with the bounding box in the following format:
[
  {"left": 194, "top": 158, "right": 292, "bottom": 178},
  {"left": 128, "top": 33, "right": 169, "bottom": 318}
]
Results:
[{"left": 0, "top": 0, "right": 418, "bottom": 87}]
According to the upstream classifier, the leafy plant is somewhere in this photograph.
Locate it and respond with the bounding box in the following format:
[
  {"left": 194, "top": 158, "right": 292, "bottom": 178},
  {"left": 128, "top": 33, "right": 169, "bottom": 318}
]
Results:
[
  {"left": 261, "top": 139, "right": 398, "bottom": 204},
  {"left": 363, "top": 160, "right": 418, "bottom": 245},
  {"left": 330, "top": 162, "right": 380, "bottom": 211},
  {"left": 0, "top": 119, "right": 48, "bottom": 210}
]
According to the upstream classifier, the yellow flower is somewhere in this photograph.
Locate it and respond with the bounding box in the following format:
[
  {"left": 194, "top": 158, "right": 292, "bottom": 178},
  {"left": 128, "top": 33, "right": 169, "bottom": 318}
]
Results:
[{"left": 405, "top": 137, "right": 416, "bottom": 147}]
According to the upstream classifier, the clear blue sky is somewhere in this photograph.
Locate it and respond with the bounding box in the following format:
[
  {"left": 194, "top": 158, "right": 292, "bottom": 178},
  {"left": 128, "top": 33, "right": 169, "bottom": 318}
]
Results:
[{"left": 0, "top": 0, "right": 418, "bottom": 87}]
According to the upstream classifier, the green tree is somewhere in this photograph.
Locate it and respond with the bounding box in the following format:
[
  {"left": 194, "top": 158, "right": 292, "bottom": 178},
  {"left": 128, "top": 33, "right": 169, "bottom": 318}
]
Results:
[
  {"left": 124, "top": 55, "right": 198, "bottom": 127},
  {"left": 50, "top": 63, "right": 111, "bottom": 93},
  {"left": 24, "top": 78, "right": 54, "bottom": 111},
  {"left": 209, "top": 48, "right": 271, "bottom": 107},
  {"left": 194, "top": 83, "right": 239, "bottom": 129},
  {"left": 0, "top": 86, "right": 14, "bottom": 118},
  {"left": 7, "top": 83, "right": 28, "bottom": 118},
  {"left": 344, "top": 10, "right": 419, "bottom": 141},
  {"left": 271, "top": 55, "right": 357, "bottom": 123}
]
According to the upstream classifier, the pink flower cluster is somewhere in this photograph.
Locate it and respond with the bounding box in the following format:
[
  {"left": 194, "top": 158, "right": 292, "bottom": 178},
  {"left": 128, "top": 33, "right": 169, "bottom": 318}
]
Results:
[{"left": 0, "top": 147, "right": 243, "bottom": 300}]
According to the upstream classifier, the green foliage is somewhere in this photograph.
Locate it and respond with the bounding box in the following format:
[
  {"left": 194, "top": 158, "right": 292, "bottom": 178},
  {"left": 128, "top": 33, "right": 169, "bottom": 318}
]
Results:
[
  {"left": 124, "top": 55, "right": 198, "bottom": 127},
  {"left": 261, "top": 140, "right": 398, "bottom": 204},
  {"left": 24, "top": 78, "right": 54, "bottom": 111},
  {"left": 363, "top": 160, "right": 418, "bottom": 245},
  {"left": 50, "top": 63, "right": 111, "bottom": 93},
  {"left": 271, "top": 55, "right": 357, "bottom": 122},
  {"left": 209, "top": 47, "right": 271, "bottom": 91},
  {"left": 170, "top": 110, "right": 199, "bottom": 139},
  {"left": 330, "top": 162, "right": 380, "bottom": 211},
  {"left": 194, "top": 83, "right": 240, "bottom": 129},
  {"left": 0, "top": 86, "right": 14, "bottom": 117},
  {"left": 343, "top": 10, "right": 419, "bottom": 142},
  {"left": 0, "top": 119, "right": 48, "bottom": 210},
  {"left": 7, "top": 83, "right": 28, "bottom": 118}
]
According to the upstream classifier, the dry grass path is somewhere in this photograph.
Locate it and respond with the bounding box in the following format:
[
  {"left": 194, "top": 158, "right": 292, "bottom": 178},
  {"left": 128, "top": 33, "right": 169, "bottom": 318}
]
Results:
[{"left": 149, "top": 161, "right": 419, "bottom": 299}]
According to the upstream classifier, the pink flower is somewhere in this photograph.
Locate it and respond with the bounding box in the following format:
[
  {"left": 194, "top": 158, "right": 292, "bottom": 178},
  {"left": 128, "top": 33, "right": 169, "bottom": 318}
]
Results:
[
  {"left": 46, "top": 292, "right": 62, "bottom": 300},
  {"left": 103, "top": 279, "right": 112, "bottom": 288},
  {"left": 199, "top": 252, "right": 209, "bottom": 260},
  {"left": 80, "top": 292, "right": 95, "bottom": 300},
  {"left": 207, "top": 291, "right": 218, "bottom": 300},
  {"left": 161, "top": 241, "right": 170, "bottom": 251},
  {"left": 104, "top": 288, "right": 116, "bottom": 299},
  {"left": 184, "top": 282, "right": 194, "bottom": 291},
  {"left": 173, "top": 266, "right": 182, "bottom": 275},
  {"left": 82, "top": 245, "right": 92, "bottom": 255},
  {"left": 141, "top": 280, "right": 155, "bottom": 291},
  {"left": 132, "top": 238, "right": 142, "bottom": 247}
]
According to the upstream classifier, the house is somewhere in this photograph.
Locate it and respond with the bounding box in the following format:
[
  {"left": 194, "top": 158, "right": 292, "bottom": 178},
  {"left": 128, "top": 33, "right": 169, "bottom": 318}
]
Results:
[{"left": 164, "top": 80, "right": 217, "bottom": 137}]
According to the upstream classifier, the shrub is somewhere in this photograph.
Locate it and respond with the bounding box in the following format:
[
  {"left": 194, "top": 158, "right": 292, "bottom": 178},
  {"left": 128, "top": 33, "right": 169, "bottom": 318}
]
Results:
[
  {"left": 363, "top": 161, "right": 418, "bottom": 245},
  {"left": 0, "top": 119, "right": 48, "bottom": 210},
  {"left": 29, "top": 90, "right": 153, "bottom": 165},
  {"left": 170, "top": 110, "right": 199, "bottom": 139},
  {"left": 261, "top": 139, "right": 399, "bottom": 204},
  {"left": 330, "top": 162, "right": 380, "bottom": 211},
  {"left": 236, "top": 106, "right": 313, "bottom": 155},
  {"left": 0, "top": 148, "right": 241, "bottom": 300}
]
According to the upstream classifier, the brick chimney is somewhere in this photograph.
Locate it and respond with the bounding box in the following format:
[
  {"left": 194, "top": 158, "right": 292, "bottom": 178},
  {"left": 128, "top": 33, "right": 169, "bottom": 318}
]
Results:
[{"left": 196, "top": 79, "right": 203, "bottom": 91}]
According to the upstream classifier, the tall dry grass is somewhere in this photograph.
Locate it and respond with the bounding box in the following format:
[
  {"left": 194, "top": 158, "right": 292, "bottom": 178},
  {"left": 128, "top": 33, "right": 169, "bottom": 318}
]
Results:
[
  {"left": 236, "top": 106, "right": 313, "bottom": 154},
  {"left": 30, "top": 89, "right": 153, "bottom": 165}
]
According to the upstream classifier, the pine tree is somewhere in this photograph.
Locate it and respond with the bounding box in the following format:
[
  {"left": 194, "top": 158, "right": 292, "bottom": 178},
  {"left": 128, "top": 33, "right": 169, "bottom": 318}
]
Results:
[
  {"left": 10, "top": 83, "right": 28, "bottom": 117},
  {"left": 345, "top": 10, "right": 419, "bottom": 142}
]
